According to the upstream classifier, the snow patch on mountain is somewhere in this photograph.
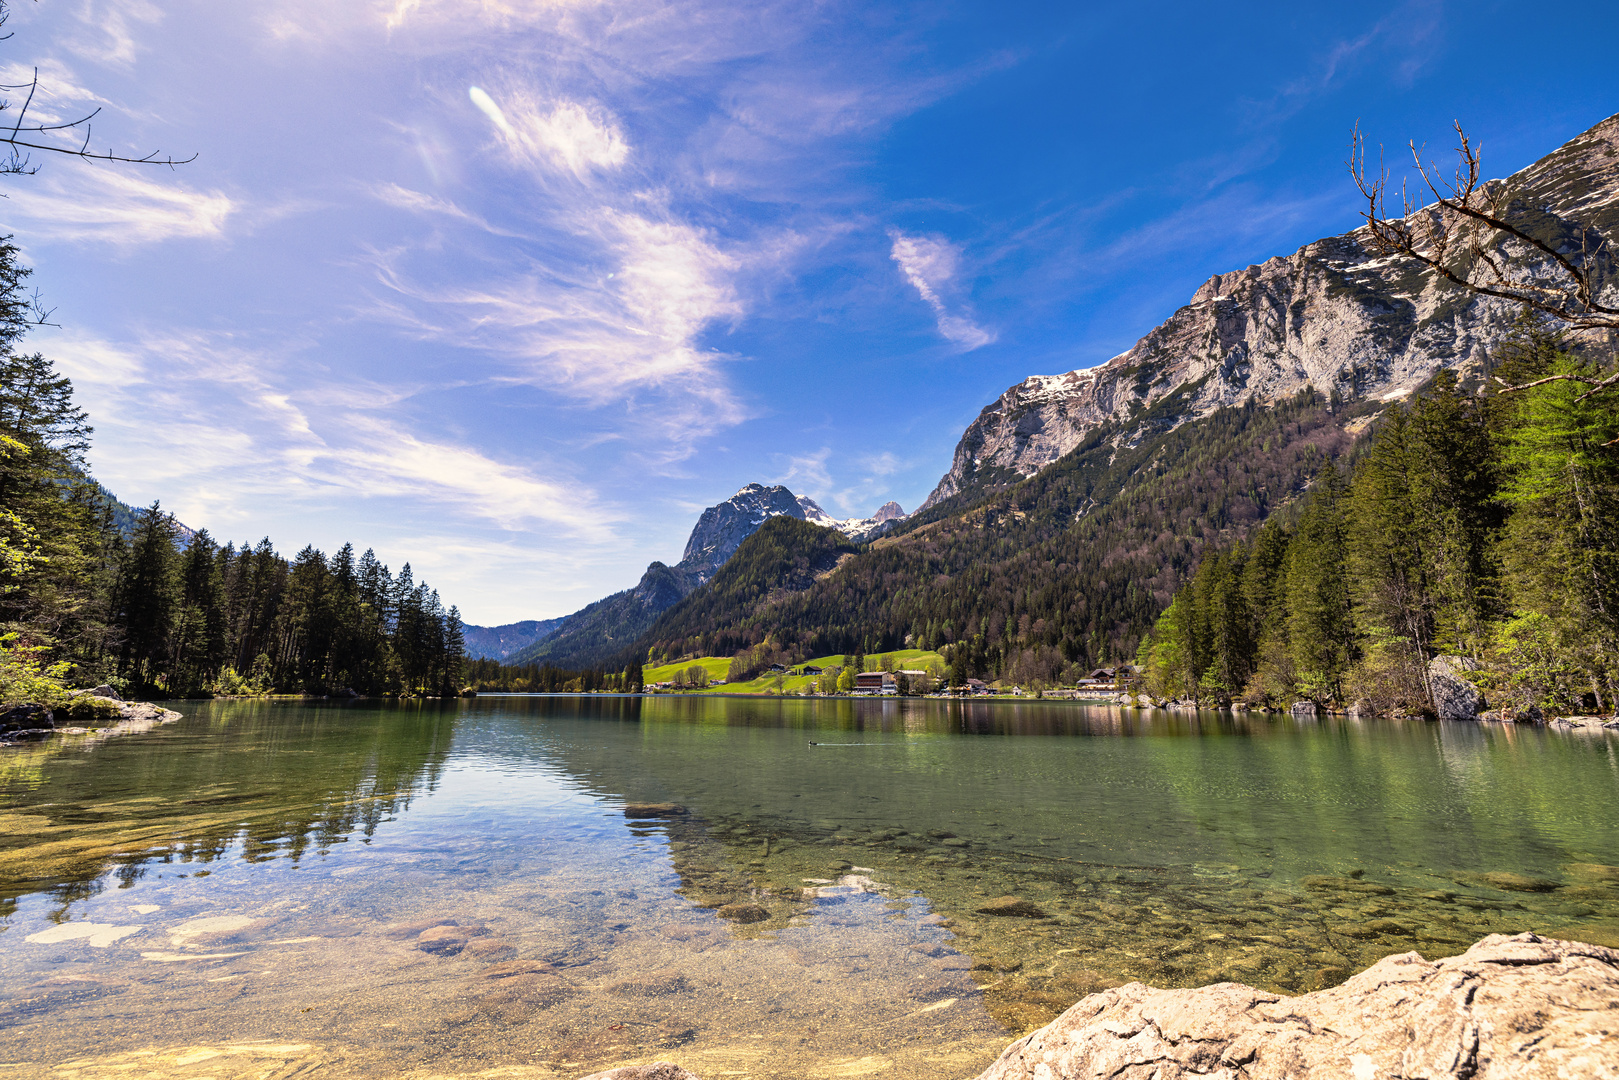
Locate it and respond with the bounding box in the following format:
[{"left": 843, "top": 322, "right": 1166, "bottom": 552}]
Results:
[{"left": 798, "top": 496, "right": 907, "bottom": 542}]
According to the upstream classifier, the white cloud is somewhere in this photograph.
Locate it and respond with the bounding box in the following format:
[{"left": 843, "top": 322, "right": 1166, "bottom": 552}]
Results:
[
  {"left": 480, "top": 91, "right": 630, "bottom": 177},
  {"left": 468, "top": 86, "right": 515, "bottom": 139},
  {"left": 773, "top": 446, "right": 833, "bottom": 493},
  {"left": 860, "top": 450, "right": 902, "bottom": 477},
  {"left": 46, "top": 331, "right": 616, "bottom": 539},
  {"left": 4, "top": 168, "right": 233, "bottom": 246},
  {"left": 371, "top": 201, "right": 748, "bottom": 455},
  {"left": 63, "top": 0, "right": 162, "bottom": 67},
  {"left": 888, "top": 230, "right": 994, "bottom": 349},
  {"left": 372, "top": 182, "right": 520, "bottom": 237},
  {"left": 327, "top": 418, "right": 612, "bottom": 534}
]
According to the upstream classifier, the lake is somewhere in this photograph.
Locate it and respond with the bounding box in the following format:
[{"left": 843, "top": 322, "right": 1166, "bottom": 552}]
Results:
[{"left": 3, "top": 696, "right": 1617, "bottom": 1079}]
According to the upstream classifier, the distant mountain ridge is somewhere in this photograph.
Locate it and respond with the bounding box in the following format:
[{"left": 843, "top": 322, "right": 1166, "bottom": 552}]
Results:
[
  {"left": 460, "top": 619, "right": 566, "bottom": 661},
  {"left": 920, "top": 111, "right": 1619, "bottom": 512},
  {"left": 497, "top": 483, "right": 906, "bottom": 668},
  {"left": 798, "top": 496, "right": 906, "bottom": 541}
]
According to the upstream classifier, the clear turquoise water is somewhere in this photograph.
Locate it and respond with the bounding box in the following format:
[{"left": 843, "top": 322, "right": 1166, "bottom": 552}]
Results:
[{"left": 1, "top": 696, "right": 1616, "bottom": 1078}]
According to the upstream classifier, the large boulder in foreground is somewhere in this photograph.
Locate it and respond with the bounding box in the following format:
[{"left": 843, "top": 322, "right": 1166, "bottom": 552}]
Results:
[{"left": 975, "top": 933, "right": 1617, "bottom": 1079}]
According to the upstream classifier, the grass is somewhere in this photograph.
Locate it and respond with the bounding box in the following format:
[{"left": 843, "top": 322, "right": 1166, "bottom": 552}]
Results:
[
  {"left": 799, "top": 648, "right": 947, "bottom": 672},
  {"left": 642, "top": 656, "right": 733, "bottom": 685},
  {"left": 697, "top": 672, "right": 819, "bottom": 695},
  {"left": 641, "top": 648, "right": 948, "bottom": 695}
]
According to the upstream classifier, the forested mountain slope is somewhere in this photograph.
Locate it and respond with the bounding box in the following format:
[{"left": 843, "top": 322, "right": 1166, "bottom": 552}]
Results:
[
  {"left": 509, "top": 483, "right": 900, "bottom": 669},
  {"left": 634, "top": 516, "right": 857, "bottom": 664},
  {"left": 920, "top": 111, "right": 1619, "bottom": 513},
  {"left": 460, "top": 619, "right": 566, "bottom": 661},
  {"left": 632, "top": 386, "right": 1374, "bottom": 678}
]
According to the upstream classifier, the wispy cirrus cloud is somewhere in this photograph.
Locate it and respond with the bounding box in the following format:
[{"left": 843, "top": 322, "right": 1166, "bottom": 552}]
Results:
[
  {"left": 370, "top": 204, "right": 747, "bottom": 438},
  {"left": 772, "top": 446, "right": 833, "bottom": 493},
  {"left": 0, "top": 55, "right": 230, "bottom": 247},
  {"left": 58, "top": 0, "right": 163, "bottom": 67},
  {"left": 4, "top": 168, "right": 233, "bottom": 246},
  {"left": 888, "top": 230, "right": 994, "bottom": 349},
  {"left": 371, "top": 76, "right": 756, "bottom": 460},
  {"left": 472, "top": 87, "right": 629, "bottom": 176},
  {"left": 47, "top": 330, "right": 617, "bottom": 538}
]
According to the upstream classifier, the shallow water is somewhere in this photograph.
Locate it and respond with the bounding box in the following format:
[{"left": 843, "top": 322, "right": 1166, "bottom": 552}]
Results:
[{"left": 2, "top": 696, "right": 1617, "bottom": 1079}]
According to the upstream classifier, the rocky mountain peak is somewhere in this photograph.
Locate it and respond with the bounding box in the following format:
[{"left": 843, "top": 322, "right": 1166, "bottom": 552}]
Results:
[
  {"left": 920, "top": 111, "right": 1619, "bottom": 512},
  {"left": 679, "top": 483, "right": 805, "bottom": 577},
  {"left": 871, "top": 501, "right": 906, "bottom": 523}
]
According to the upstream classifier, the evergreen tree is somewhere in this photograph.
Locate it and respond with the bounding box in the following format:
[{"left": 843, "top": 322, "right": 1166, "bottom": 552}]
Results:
[
  {"left": 168, "top": 530, "right": 227, "bottom": 695},
  {"left": 1284, "top": 464, "right": 1353, "bottom": 703},
  {"left": 115, "top": 503, "right": 179, "bottom": 690},
  {"left": 1497, "top": 354, "right": 1619, "bottom": 710},
  {"left": 444, "top": 604, "right": 466, "bottom": 695}
]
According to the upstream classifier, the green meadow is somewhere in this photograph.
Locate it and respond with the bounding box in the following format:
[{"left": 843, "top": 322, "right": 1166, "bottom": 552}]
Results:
[{"left": 642, "top": 649, "right": 947, "bottom": 694}]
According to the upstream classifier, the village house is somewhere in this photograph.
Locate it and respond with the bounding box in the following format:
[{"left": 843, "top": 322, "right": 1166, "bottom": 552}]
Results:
[{"left": 854, "top": 671, "right": 898, "bottom": 695}]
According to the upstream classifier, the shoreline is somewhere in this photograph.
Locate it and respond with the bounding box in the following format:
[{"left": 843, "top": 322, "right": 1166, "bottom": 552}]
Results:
[
  {"left": 0, "top": 694, "right": 183, "bottom": 745},
  {"left": 584, "top": 934, "right": 1619, "bottom": 1080}
]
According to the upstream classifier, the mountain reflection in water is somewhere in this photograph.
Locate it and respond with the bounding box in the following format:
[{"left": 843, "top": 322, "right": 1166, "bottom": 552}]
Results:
[{"left": 0, "top": 696, "right": 1615, "bottom": 1079}]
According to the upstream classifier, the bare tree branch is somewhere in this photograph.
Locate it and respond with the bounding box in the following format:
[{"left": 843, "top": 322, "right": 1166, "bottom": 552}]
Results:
[
  {"left": 0, "top": 1, "right": 195, "bottom": 174},
  {"left": 1349, "top": 120, "right": 1618, "bottom": 331},
  {"left": 0, "top": 69, "right": 197, "bottom": 174},
  {"left": 1351, "top": 119, "right": 1619, "bottom": 399}
]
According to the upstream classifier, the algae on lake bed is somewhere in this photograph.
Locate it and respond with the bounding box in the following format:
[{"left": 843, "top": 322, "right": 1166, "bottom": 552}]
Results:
[{"left": 2, "top": 696, "right": 1617, "bottom": 1077}]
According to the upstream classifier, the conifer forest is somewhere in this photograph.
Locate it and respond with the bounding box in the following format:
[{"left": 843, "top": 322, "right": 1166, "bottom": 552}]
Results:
[{"left": 0, "top": 240, "right": 467, "bottom": 702}]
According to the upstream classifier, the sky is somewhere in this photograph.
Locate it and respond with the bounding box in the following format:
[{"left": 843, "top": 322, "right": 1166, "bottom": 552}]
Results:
[{"left": 3, "top": 0, "right": 1616, "bottom": 625}]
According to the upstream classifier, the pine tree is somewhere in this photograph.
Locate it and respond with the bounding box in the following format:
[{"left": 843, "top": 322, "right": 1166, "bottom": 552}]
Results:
[
  {"left": 115, "top": 503, "right": 179, "bottom": 691},
  {"left": 1284, "top": 464, "right": 1353, "bottom": 704},
  {"left": 168, "top": 529, "right": 227, "bottom": 694},
  {"left": 1497, "top": 354, "right": 1619, "bottom": 710}
]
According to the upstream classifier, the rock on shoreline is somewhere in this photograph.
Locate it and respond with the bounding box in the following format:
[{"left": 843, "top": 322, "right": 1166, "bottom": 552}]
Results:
[
  {"left": 564, "top": 935, "right": 1617, "bottom": 1080},
  {"left": 973, "top": 933, "right": 1616, "bottom": 1080},
  {"left": 0, "top": 685, "right": 182, "bottom": 742}
]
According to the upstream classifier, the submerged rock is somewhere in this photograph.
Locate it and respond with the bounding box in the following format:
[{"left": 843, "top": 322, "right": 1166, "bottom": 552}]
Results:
[
  {"left": 625, "top": 803, "right": 686, "bottom": 818},
  {"left": 580, "top": 1064, "right": 700, "bottom": 1080},
  {"left": 976, "top": 896, "right": 1048, "bottom": 918},
  {"left": 972, "top": 933, "right": 1618, "bottom": 1080},
  {"left": 715, "top": 902, "right": 769, "bottom": 923},
  {"left": 1478, "top": 871, "right": 1561, "bottom": 893},
  {"left": 1300, "top": 875, "right": 1393, "bottom": 895},
  {"left": 415, "top": 923, "right": 489, "bottom": 956}
]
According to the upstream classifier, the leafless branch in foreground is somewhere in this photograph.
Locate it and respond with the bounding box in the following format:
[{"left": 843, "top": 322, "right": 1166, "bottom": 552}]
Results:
[
  {"left": 1350, "top": 120, "right": 1619, "bottom": 398},
  {"left": 0, "top": 68, "right": 197, "bottom": 174}
]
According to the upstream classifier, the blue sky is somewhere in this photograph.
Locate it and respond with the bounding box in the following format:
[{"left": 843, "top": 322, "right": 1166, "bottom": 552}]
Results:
[{"left": 4, "top": 0, "right": 1615, "bottom": 624}]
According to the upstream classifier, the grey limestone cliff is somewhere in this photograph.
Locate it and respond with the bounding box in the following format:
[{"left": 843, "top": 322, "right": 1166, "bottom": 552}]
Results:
[
  {"left": 922, "top": 112, "right": 1619, "bottom": 511},
  {"left": 681, "top": 483, "right": 806, "bottom": 579}
]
